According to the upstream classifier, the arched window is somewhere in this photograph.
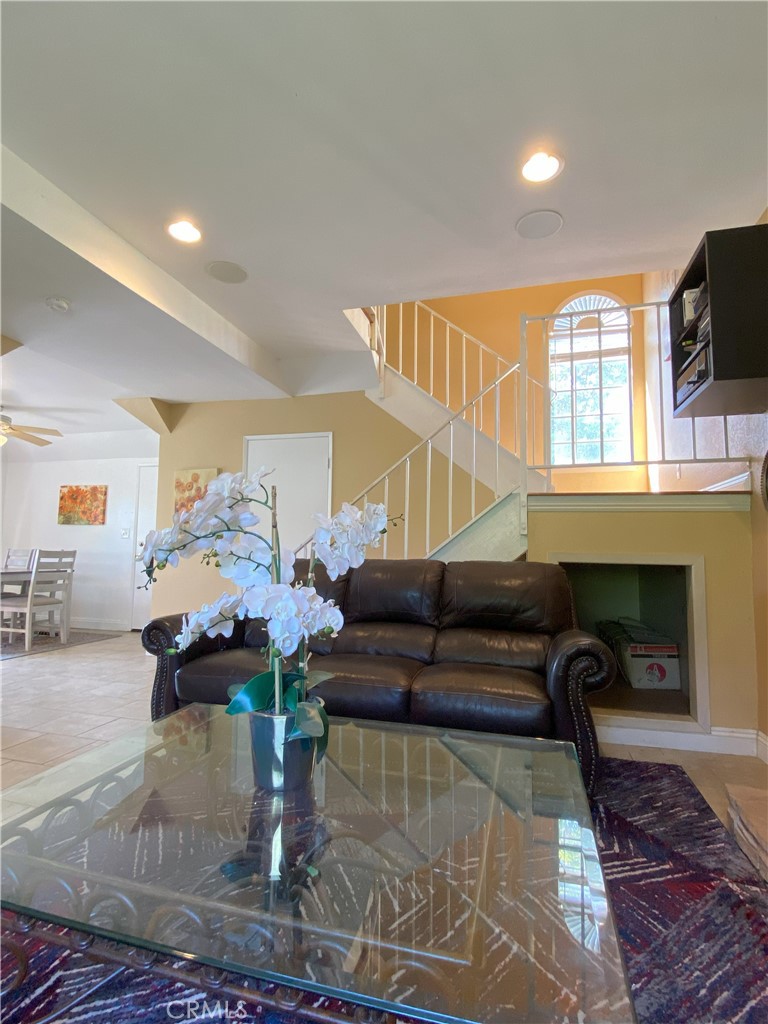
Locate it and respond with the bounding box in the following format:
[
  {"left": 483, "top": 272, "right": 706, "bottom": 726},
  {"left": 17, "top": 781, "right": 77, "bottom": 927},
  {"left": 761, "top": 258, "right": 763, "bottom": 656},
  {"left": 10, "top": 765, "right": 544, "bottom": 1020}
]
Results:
[{"left": 549, "top": 294, "right": 632, "bottom": 465}]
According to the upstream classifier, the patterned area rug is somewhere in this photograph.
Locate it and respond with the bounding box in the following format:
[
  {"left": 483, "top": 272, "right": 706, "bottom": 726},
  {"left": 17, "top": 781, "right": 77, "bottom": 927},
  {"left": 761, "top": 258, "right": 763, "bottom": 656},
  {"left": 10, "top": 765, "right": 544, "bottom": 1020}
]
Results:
[
  {"left": 2, "top": 758, "right": 766, "bottom": 1024},
  {"left": 592, "top": 758, "right": 768, "bottom": 1024},
  {"left": 0, "top": 629, "right": 123, "bottom": 660}
]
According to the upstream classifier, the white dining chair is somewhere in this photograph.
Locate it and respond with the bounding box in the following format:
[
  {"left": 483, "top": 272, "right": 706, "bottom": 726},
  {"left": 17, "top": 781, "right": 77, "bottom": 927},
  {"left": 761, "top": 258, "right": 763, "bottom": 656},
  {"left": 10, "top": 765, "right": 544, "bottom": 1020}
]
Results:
[
  {"left": 1, "top": 549, "right": 36, "bottom": 598},
  {"left": 0, "top": 549, "right": 76, "bottom": 651},
  {"left": 32, "top": 549, "right": 77, "bottom": 640},
  {"left": 3, "top": 549, "right": 35, "bottom": 570}
]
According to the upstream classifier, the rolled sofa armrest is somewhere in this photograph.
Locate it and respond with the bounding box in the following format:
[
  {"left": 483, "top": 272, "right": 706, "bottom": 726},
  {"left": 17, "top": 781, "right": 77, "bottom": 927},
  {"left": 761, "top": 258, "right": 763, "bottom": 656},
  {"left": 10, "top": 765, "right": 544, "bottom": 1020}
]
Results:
[
  {"left": 141, "top": 614, "right": 247, "bottom": 722},
  {"left": 545, "top": 629, "right": 617, "bottom": 797}
]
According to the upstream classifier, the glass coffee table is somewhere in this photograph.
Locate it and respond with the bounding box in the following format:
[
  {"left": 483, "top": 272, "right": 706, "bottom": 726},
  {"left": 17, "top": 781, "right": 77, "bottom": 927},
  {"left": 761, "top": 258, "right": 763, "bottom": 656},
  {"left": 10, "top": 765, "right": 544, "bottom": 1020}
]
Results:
[{"left": 1, "top": 705, "right": 635, "bottom": 1023}]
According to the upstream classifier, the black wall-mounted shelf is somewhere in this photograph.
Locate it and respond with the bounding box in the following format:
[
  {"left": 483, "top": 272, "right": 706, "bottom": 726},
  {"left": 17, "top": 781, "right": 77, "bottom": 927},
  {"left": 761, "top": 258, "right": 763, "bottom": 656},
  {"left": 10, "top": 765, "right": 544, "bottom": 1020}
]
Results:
[{"left": 669, "top": 224, "right": 767, "bottom": 418}]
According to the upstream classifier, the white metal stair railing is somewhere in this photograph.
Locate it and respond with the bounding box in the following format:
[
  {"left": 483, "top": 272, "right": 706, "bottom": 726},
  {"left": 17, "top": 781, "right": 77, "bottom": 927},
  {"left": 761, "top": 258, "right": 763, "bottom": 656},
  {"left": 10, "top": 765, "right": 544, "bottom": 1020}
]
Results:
[
  {"left": 297, "top": 363, "right": 527, "bottom": 561},
  {"left": 371, "top": 301, "right": 516, "bottom": 428}
]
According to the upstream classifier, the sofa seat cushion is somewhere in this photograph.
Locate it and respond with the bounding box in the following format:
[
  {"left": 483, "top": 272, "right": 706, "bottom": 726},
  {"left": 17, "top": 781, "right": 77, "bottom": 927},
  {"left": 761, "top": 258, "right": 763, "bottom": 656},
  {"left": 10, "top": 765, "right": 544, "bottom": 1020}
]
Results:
[
  {"left": 307, "top": 654, "right": 421, "bottom": 722},
  {"left": 176, "top": 648, "right": 266, "bottom": 706},
  {"left": 410, "top": 663, "right": 553, "bottom": 737}
]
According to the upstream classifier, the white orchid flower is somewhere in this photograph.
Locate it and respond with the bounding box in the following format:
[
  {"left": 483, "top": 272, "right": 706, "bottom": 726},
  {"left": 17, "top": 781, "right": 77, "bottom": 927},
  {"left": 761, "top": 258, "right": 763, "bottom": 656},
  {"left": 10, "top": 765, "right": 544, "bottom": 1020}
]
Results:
[
  {"left": 139, "top": 529, "right": 164, "bottom": 567},
  {"left": 206, "top": 472, "right": 242, "bottom": 497},
  {"left": 141, "top": 469, "right": 383, "bottom": 680},
  {"left": 239, "top": 584, "right": 271, "bottom": 618},
  {"left": 240, "top": 466, "right": 273, "bottom": 498},
  {"left": 174, "top": 592, "right": 243, "bottom": 649},
  {"left": 311, "top": 512, "right": 333, "bottom": 544}
]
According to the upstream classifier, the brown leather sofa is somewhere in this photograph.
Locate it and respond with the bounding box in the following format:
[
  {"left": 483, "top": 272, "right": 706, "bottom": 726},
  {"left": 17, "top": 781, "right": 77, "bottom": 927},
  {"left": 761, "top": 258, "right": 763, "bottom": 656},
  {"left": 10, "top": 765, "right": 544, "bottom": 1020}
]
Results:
[{"left": 142, "top": 559, "right": 616, "bottom": 794}]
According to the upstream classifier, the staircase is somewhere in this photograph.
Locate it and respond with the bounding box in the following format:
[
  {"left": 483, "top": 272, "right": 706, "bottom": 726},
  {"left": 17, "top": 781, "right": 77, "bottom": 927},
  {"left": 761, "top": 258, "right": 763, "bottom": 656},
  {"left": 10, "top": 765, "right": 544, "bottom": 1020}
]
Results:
[
  {"left": 316, "top": 296, "right": 753, "bottom": 565},
  {"left": 330, "top": 302, "right": 543, "bottom": 561}
]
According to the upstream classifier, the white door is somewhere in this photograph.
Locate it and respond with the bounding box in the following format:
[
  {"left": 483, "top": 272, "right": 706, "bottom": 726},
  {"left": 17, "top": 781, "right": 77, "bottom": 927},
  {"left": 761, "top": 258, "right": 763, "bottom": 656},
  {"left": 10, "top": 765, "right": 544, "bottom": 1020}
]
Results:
[
  {"left": 132, "top": 462, "right": 159, "bottom": 630},
  {"left": 244, "top": 433, "right": 332, "bottom": 552}
]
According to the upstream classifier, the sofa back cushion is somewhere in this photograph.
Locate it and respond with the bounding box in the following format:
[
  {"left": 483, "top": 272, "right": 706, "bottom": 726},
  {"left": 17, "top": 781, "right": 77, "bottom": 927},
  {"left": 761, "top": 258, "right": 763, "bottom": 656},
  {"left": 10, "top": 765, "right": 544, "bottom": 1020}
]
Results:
[
  {"left": 344, "top": 559, "right": 445, "bottom": 627},
  {"left": 432, "top": 627, "right": 550, "bottom": 672},
  {"left": 434, "top": 561, "right": 573, "bottom": 671},
  {"left": 330, "top": 622, "right": 436, "bottom": 663},
  {"left": 244, "top": 619, "right": 269, "bottom": 649},
  {"left": 439, "top": 561, "right": 573, "bottom": 632},
  {"left": 293, "top": 558, "right": 349, "bottom": 608}
]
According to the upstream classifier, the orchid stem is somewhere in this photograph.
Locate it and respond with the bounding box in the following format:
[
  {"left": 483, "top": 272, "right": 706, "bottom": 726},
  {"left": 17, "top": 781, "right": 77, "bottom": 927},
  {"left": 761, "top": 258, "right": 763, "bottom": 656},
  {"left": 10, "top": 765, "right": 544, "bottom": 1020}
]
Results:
[
  {"left": 271, "top": 485, "right": 283, "bottom": 714},
  {"left": 298, "top": 638, "right": 308, "bottom": 702},
  {"left": 273, "top": 652, "right": 283, "bottom": 717}
]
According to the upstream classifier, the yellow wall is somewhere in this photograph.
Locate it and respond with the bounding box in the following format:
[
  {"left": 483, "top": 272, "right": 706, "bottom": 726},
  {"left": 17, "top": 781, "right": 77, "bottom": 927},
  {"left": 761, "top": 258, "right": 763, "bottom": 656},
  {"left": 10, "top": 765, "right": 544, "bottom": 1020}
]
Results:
[
  {"left": 642, "top": 252, "right": 767, "bottom": 738},
  {"left": 752, "top": 479, "right": 768, "bottom": 738},
  {"left": 424, "top": 273, "right": 645, "bottom": 364},
  {"left": 542, "top": 466, "right": 649, "bottom": 494},
  {"left": 528, "top": 507, "right": 759, "bottom": 732},
  {"left": 151, "top": 392, "right": 420, "bottom": 617}
]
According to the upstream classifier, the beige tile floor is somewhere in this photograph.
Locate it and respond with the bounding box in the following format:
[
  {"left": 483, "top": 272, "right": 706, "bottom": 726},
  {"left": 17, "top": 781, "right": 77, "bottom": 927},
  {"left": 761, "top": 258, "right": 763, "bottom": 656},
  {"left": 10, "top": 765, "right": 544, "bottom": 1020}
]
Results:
[
  {"left": 1, "top": 632, "right": 766, "bottom": 836},
  {"left": 1, "top": 632, "right": 154, "bottom": 800}
]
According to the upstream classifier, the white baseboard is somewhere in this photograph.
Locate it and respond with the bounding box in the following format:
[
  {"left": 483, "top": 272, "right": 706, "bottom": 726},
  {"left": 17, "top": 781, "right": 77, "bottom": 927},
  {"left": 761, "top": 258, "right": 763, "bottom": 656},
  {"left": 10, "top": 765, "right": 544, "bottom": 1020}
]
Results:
[
  {"left": 70, "top": 617, "right": 130, "bottom": 632},
  {"left": 594, "top": 711, "right": 703, "bottom": 733},
  {"left": 596, "top": 723, "right": 759, "bottom": 756},
  {"left": 758, "top": 731, "right": 768, "bottom": 764}
]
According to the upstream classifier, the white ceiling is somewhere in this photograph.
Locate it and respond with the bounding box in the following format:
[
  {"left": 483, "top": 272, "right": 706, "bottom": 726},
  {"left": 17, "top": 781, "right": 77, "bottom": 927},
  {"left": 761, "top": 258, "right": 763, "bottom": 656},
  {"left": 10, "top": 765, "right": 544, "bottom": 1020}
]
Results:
[{"left": 1, "top": 1, "right": 766, "bottom": 434}]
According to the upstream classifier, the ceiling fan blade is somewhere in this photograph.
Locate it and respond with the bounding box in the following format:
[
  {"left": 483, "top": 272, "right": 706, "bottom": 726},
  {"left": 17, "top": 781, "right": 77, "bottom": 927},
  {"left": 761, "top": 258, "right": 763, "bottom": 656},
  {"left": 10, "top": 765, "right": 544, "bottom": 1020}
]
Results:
[
  {"left": 7, "top": 427, "right": 52, "bottom": 446},
  {"left": 9, "top": 425, "right": 63, "bottom": 436}
]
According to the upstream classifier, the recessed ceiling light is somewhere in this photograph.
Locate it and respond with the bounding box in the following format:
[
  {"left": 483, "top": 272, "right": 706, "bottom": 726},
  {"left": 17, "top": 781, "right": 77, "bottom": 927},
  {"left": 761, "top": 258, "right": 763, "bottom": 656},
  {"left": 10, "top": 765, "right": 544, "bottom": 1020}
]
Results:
[
  {"left": 521, "top": 151, "right": 564, "bottom": 183},
  {"left": 206, "top": 261, "right": 248, "bottom": 284},
  {"left": 45, "top": 296, "right": 71, "bottom": 312},
  {"left": 167, "top": 220, "right": 202, "bottom": 243},
  {"left": 515, "top": 210, "right": 564, "bottom": 239}
]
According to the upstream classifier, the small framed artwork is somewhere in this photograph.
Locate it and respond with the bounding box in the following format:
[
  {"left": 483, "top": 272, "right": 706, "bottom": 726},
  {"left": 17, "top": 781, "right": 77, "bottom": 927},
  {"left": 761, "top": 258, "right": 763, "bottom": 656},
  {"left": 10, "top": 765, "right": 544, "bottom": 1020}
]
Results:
[
  {"left": 174, "top": 467, "right": 218, "bottom": 515},
  {"left": 58, "top": 484, "right": 108, "bottom": 525}
]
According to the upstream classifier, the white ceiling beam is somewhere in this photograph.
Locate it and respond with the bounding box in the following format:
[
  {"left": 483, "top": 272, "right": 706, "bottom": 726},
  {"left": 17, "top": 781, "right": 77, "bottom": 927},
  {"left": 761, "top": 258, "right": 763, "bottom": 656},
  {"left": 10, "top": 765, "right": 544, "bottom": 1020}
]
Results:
[{"left": 1, "top": 147, "right": 290, "bottom": 396}]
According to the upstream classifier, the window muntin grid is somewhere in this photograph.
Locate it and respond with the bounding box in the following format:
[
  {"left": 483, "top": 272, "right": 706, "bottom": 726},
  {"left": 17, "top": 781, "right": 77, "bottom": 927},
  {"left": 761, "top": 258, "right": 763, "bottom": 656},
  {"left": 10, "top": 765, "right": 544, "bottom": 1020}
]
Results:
[{"left": 549, "top": 296, "right": 632, "bottom": 466}]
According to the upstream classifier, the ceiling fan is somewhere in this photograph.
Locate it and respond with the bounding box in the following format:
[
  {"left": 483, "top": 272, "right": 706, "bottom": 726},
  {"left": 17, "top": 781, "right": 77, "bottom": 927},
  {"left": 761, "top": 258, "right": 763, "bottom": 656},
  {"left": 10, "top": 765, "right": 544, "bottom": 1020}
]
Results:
[{"left": 0, "top": 413, "right": 63, "bottom": 447}]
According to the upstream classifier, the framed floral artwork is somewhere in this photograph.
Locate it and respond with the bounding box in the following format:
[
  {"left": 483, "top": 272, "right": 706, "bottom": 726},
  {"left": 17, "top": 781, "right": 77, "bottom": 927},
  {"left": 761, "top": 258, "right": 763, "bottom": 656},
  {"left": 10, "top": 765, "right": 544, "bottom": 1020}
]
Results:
[
  {"left": 174, "top": 467, "right": 218, "bottom": 515},
  {"left": 58, "top": 484, "right": 108, "bottom": 525}
]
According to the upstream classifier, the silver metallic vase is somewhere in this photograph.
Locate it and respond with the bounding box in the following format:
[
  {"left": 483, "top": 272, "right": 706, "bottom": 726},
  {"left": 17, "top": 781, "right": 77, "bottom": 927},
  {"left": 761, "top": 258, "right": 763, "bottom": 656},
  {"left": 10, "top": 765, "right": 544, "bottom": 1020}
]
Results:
[{"left": 249, "top": 710, "right": 316, "bottom": 792}]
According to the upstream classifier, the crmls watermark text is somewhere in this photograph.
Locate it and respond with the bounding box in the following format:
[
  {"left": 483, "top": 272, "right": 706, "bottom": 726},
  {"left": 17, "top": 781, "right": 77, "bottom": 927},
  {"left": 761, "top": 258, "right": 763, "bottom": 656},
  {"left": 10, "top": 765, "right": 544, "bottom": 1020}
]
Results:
[{"left": 166, "top": 999, "right": 250, "bottom": 1021}]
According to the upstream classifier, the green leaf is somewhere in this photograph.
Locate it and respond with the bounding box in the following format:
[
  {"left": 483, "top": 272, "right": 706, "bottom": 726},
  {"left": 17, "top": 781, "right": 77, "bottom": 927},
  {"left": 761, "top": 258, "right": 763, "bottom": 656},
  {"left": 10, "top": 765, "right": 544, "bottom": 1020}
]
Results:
[
  {"left": 315, "top": 703, "right": 330, "bottom": 763},
  {"left": 305, "top": 670, "right": 335, "bottom": 690},
  {"left": 225, "top": 671, "right": 275, "bottom": 716},
  {"left": 295, "top": 701, "right": 325, "bottom": 737},
  {"left": 227, "top": 682, "right": 244, "bottom": 701},
  {"left": 283, "top": 682, "right": 300, "bottom": 714}
]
